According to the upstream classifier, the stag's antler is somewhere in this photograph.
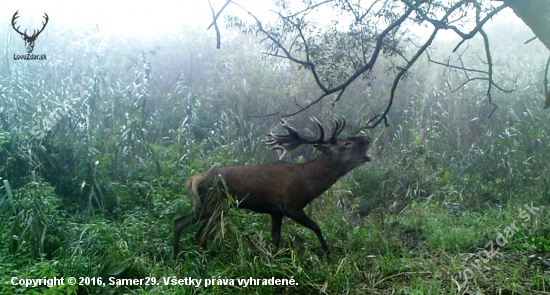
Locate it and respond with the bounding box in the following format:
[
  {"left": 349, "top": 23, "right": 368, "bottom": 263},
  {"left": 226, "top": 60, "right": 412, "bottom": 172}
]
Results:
[
  {"left": 11, "top": 11, "right": 23, "bottom": 36},
  {"left": 11, "top": 11, "right": 49, "bottom": 53},
  {"left": 11, "top": 11, "right": 49, "bottom": 37},
  {"left": 265, "top": 116, "right": 346, "bottom": 159},
  {"left": 35, "top": 13, "right": 49, "bottom": 36},
  {"left": 326, "top": 115, "right": 346, "bottom": 144}
]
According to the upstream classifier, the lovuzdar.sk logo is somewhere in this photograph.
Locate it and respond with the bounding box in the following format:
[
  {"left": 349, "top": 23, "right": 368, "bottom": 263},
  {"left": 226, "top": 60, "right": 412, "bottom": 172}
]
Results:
[{"left": 11, "top": 10, "right": 48, "bottom": 60}]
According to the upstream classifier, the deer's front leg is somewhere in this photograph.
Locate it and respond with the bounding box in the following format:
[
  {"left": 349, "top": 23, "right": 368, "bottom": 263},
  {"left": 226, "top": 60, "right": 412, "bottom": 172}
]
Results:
[{"left": 270, "top": 214, "right": 284, "bottom": 248}]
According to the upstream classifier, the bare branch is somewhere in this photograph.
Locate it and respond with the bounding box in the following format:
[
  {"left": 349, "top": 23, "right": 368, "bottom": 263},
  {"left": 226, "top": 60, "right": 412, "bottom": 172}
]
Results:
[
  {"left": 423, "top": 1, "right": 514, "bottom": 118},
  {"left": 361, "top": 0, "right": 476, "bottom": 129},
  {"left": 331, "top": 88, "right": 347, "bottom": 107},
  {"left": 363, "top": 24, "right": 440, "bottom": 129},
  {"left": 427, "top": 53, "right": 487, "bottom": 74},
  {"left": 450, "top": 5, "right": 507, "bottom": 52},
  {"left": 357, "top": 0, "right": 384, "bottom": 24},
  {"left": 448, "top": 77, "right": 488, "bottom": 92},
  {"left": 482, "top": 43, "right": 498, "bottom": 116},
  {"left": 285, "top": 0, "right": 332, "bottom": 18},
  {"left": 245, "top": 111, "right": 280, "bottom": 118},
  {"left": 207, "top": 0, "right": 226, "bottom": 49},
  {"left": 207, "top": 0, "right": 232, "bottom": 30},
  {"left": 524, "top": 36, "right": 537, "bottom": 45}
]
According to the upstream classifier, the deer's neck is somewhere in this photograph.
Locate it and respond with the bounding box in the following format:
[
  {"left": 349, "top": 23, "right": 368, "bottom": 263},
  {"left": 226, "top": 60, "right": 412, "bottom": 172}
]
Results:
[{"left": 301, "top": 153, "right": 348, "bottom": 202}]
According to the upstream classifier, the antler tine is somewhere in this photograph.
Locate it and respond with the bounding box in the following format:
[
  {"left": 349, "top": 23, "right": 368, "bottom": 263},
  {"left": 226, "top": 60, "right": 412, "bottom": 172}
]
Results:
[
  {"left": 309, "top": 117, "right": 325, "bottom": 143},
  {"left": 264, "top": 119, "right": 301, "bottom": 159},
  {"left": 335, "top": 116, "right": 346, "bottom": 135},
  {"left": 11, "top": 11, "right": 24, "bottom": 35},
  {"left": 31, "top": 13, "right": 49, "bottom": 37},
  {"left": 11, "top": 11, "right": 49, "bottom": 38},
  {"left": 264, "top": 120, "right": 296, "bottom": 144},
  {"left": 267, "top": 144, "right": 289, "bottom": 161},
  {"left": 37, "top": 13, "right": 49, "bottom": 35},
  {"left": 329, "top": 118, "right": 338, "bottom": 138},
  {"left": 326, "top": 115, "right": 346, "bottom": 143},
  {"left": 264, "top": 117, "right": 327, "bottom": 159}
]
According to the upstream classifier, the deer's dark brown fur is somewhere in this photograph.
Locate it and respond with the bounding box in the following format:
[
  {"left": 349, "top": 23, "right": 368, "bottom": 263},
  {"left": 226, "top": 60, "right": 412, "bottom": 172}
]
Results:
[{"left": 173, "top": 117, "right": 371, "bottom": 259}]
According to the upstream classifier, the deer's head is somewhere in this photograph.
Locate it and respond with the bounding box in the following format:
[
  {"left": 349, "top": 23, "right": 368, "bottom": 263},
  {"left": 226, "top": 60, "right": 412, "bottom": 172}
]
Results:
[
  {"left": 12, "top": 11, "right": 49, "bottom": 53},
  {"left": 265, "top": 116, "right": 372, "bottom": 172}
]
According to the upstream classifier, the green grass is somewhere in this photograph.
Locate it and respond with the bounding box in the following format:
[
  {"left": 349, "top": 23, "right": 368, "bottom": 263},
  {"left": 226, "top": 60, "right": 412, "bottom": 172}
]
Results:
[{"left": 3, "top": 176, "right": 548, "bottom": 294}]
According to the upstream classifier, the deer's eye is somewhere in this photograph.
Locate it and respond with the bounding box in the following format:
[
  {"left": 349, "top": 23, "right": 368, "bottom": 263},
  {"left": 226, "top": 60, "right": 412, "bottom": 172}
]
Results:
[{"left": 344, "top": 141, "right": 353, "bottom": 147}]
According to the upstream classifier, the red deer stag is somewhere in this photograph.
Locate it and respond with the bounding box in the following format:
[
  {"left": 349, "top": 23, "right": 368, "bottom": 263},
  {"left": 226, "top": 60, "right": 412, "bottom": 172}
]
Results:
[{"left": 173, "top": 117, "right": 372, "bottom": 259}]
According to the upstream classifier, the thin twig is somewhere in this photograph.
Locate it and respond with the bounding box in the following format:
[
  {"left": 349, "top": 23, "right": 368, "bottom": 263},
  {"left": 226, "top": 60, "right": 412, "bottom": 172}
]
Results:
[{"left": 207, "top": 0, "right": 228, "bottom": 49}]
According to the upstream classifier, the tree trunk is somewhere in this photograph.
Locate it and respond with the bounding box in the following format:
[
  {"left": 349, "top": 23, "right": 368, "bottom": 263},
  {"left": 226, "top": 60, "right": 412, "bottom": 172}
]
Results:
[{"left": 503, "top": 0, "right": 550, "bottom": 51}]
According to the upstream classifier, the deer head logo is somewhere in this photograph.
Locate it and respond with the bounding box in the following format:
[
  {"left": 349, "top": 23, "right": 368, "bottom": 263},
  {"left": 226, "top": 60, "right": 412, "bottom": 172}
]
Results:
[{"left": 11, "top": 11, "right": 49, "bottom": 53}]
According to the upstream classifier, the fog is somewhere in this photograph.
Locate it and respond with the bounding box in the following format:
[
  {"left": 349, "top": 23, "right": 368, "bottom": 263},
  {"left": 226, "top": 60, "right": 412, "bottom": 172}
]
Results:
[{"left": 0, "top": 0, "right": 279, "bottom": 38}]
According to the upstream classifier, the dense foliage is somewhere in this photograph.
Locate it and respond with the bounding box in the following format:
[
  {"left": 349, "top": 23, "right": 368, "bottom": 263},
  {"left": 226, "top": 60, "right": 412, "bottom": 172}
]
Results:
[{"left": 0, "top": 15, "right": 549, "bottom": 295}]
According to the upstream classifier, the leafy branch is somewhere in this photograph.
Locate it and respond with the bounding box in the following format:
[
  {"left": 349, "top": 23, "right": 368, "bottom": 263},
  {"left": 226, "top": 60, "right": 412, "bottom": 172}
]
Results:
[{"left": 210, "top": 0, "right": 510, "bottom": 128}]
